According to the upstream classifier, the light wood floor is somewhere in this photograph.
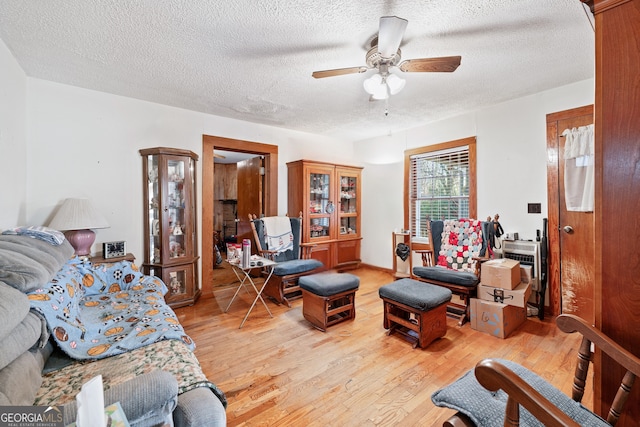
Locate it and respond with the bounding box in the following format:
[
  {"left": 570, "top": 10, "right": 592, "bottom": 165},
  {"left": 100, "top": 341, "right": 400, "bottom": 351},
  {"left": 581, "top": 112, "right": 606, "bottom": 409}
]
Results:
[{"left": 175, "top": 267, "right": 591, "bottom": 426}]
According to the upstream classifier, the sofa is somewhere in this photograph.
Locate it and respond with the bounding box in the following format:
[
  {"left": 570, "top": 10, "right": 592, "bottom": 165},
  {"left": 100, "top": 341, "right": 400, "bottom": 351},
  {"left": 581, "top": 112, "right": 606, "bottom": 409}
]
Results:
[{"left": 0, "top": 230, "right": 226, "bottom": 426}]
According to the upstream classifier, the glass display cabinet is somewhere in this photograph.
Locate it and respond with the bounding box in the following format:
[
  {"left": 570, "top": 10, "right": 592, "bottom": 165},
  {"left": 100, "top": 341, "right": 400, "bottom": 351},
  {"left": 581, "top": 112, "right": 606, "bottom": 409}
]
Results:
[
  {"left": 287, "top": 160, "right": 363, "bottom": 270},
  {"left": 140, "top": 147, "right": 200, "bottom": 307}
]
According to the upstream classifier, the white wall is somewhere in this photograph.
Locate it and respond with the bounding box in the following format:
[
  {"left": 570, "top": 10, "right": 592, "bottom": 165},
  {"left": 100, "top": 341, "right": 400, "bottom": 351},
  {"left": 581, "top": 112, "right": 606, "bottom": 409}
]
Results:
[
  {"left": 23, "top": 78, "right": 356, "bottom": 260},
  {"left": 1, "top": 36, "right": 594, "bottom": 275},
  {"left": 0, "top": 38, "right": 27, "bottom": 226},
  {"left": 357, "top": 78, "right": 594, "bottom": 269}
]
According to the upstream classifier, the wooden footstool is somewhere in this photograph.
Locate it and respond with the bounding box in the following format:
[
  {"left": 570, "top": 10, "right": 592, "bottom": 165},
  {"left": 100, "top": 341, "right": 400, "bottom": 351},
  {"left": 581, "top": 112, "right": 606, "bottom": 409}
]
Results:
[
  {"left": 379, "top": 278, "right": 452, "bottom": 349},
  {"left": 299, "top": 273, "right": 360, "bottom": 331}
]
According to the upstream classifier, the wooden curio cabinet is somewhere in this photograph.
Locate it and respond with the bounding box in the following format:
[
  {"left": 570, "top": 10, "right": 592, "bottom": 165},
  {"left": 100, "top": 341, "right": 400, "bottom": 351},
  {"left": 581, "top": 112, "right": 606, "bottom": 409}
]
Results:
[
  {"left": 140, "top": 147, "right": 200, "bottom": 308},
  {"left": 287, "top": 160, "right": 363, "bottom": 270}
]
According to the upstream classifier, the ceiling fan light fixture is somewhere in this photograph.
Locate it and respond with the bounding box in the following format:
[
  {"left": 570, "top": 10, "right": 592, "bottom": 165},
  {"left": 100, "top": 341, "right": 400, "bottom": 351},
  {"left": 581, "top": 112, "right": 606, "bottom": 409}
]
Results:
[
  {"left": 363, "top": 73, "right": 382, "bottom": 92},
  {"left": 371, "top": 87, "right": 388, "bottom": 100},
  {"left": 311, "top": 16, "right": 461, "bottom": 104},
  {"left": 363, "top": 73, "right": 388, "bottom": 99},
  {"left": 386, "top": 73, "right": 405, "bottom": 95}
]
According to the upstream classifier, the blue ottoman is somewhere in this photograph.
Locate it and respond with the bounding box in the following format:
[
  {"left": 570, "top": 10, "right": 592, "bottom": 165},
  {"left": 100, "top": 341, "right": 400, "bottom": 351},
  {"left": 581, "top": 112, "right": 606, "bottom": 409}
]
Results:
[
  {"left": 299, "top": 273, "right": 360, "bottom": 331},
  {"left": 379, "top": 278, "right": 452, "bottom": 348}
]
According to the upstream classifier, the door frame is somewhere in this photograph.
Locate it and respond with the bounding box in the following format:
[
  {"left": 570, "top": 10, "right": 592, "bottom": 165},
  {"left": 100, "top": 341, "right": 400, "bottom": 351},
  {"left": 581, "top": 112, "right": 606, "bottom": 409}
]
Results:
[
  {"left": 202, "top": 135, "right": 278, "bottom": 297},
  {"left": 546, "top": 104, "right": 594, "bottom": 317}
]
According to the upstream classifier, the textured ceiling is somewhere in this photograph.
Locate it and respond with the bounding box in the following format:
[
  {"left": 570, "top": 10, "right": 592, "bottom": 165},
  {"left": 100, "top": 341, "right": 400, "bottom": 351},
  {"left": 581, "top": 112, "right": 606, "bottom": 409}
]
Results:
[{"left": 0, "top": 1, "right": 594, "bottom": 142}]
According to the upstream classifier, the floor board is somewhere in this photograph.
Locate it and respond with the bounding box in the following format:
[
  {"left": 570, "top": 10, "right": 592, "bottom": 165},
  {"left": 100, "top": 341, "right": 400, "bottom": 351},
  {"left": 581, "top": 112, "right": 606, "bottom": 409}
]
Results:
[{"left": 175, "top": 267, "right": 590, "bottom": 426}]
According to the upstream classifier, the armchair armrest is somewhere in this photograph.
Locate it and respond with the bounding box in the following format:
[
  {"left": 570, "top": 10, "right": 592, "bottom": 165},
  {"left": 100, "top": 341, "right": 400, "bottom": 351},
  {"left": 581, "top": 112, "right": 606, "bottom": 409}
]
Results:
[
  {"left": 257, "top": 249, "right": 278, "bottom": 261},
  {"left": 474, "top": 359, "right": 580, "bottom": 427},
  {"left": 299, "top": 242, "right": 317, "bottom": 259},
  {"left": 63, "top": 370, "right": 178, "bottom": 427},
  {"left": 471, "top": 256, "right": 491, "bottom": 278},
  {"left": 471, "top": 314, "right": 640, "bottom": 427},
  {"left": 413, "top": 249, "right": 434, "bottom": 267},
  {"left": 556, "top": 314, "right": 640, "bottom": 413}
]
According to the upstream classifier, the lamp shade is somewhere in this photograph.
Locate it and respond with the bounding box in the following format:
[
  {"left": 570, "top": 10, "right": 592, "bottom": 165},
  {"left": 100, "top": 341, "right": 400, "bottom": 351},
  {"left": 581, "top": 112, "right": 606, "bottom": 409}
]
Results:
[
  {"left": 48, "top": 198, "right": 109, "bottom": 257},
  {"left": 48, "top": 198, "right": 110, "bottom": 231}
]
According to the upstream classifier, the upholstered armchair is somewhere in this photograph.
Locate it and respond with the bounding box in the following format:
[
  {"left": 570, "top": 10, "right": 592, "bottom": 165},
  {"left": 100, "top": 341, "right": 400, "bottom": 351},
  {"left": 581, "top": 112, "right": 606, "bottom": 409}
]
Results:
[
  {"left": 432, "top": 314, "right": 640, "bottom": 426},
  {"left": 411, "top": 219, "right": 492, "bottom": 326},
  {"left": 249, "top": 214, "right": 323, "bottom": 307}
]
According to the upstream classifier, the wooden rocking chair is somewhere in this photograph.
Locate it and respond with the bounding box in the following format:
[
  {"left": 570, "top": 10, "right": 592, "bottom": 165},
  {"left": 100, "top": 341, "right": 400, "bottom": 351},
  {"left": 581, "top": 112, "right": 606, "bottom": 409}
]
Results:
[
  {"left": 432, "top": 314, "right": 640, "bottom": 426},
  {"left": 249, "top": 214, "right": 323, "bottom": 307},
  {"left": 411, "top": 219, "right": 492, "bottom": 326}
]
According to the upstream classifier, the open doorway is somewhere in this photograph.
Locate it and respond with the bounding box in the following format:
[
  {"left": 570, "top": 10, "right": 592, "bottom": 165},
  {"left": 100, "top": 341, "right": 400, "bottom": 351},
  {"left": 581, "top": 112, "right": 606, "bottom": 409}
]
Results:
[{"left": 202, "top": 135, "right": 278, "bottom": 296}]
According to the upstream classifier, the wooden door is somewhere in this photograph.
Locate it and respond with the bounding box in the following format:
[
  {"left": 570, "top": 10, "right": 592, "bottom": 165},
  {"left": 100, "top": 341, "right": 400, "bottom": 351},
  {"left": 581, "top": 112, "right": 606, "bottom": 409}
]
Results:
[
  {"left": 546, "top": 105, "right": 594, "bottom": 323},
  {"left": 587, "top": 1, "right": 640, "bottom": 422},
  {"left": 236, "top": 156, "right": 263, "bottom": 245}
]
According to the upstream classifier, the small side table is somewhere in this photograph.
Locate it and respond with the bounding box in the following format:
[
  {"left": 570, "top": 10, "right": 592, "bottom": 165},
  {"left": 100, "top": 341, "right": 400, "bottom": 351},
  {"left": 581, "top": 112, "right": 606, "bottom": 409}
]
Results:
[
  {"left": 392, "top": 231, "right": 412, "bottom": 279},
  {"left": 90, "top": 253, "right": 136, "bottom": 265},
  {"left": 224, "top": 256, "right": 276, "bottom": 328}
]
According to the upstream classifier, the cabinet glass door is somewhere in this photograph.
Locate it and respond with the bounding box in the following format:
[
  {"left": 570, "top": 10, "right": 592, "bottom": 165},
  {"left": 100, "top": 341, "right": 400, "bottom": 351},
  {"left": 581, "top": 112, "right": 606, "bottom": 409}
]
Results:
[
  {"left": 338, "top": 172, "right": 359, "bottom": 238},
  {"left": 146, "top": 264, "right": 194, "bottom": 305},
  {"left": 166, "top": 158, "right": 187, "bottom": 260},
  {"left": 308, "top": 171, "right": 332, "bottom": 239},
  {"left": 147, "top": 155, "right": 161, "bottom": 263}
]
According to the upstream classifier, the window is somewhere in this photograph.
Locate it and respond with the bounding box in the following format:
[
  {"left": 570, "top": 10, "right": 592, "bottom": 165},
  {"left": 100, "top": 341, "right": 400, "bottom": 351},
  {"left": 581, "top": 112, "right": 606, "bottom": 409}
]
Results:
[{"left": 404, "top": 137, "right": 476, "bottom": 243}]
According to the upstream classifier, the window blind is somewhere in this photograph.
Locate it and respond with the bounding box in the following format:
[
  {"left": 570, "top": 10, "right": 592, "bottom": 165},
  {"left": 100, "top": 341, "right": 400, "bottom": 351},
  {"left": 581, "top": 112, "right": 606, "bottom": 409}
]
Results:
[{"left": 410, "top": 145, "right": 470, "bottom": 241}]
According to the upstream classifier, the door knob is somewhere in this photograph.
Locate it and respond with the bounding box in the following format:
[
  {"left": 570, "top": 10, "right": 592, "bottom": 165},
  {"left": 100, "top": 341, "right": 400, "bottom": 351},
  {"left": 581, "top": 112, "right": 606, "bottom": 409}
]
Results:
[{"left": 563, "top": 225, "right": 574, "bottom": 234}]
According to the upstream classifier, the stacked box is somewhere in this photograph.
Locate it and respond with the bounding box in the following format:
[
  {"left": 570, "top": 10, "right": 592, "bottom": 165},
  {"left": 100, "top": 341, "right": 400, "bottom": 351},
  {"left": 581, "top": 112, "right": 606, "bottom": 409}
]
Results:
[
  {"left": 481, "top": 258, "right": 521, "bottom": 290},
  {"left": 520, "top": 265, "right": 533, "bottom": 286},
  {"left": 470, "top": 298, "right": 527, "bottom": 339},
  {"left": 477, "top": 281, "right": 532, "bottom": 308}
]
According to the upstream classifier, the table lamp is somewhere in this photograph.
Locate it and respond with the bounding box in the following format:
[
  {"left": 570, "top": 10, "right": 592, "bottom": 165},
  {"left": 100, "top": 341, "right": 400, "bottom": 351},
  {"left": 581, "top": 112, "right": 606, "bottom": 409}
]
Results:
[{"left": 48, "top": 198, "right": 110, "bottom": 257}]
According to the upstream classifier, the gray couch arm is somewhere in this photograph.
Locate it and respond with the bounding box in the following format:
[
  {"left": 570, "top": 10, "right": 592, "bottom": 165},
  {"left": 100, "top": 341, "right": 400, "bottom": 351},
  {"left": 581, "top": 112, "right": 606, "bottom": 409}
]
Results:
[
  {"left": 63, "top": 370, "right": 178, "bottom": 427},
  {"left": 173, "top": 387, "right": 227, "bottom": 427}
]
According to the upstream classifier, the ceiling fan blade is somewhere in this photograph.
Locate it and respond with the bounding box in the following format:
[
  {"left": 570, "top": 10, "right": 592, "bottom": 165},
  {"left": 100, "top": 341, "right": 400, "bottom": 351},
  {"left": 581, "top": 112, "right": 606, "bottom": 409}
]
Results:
[
  {"left": 214, "top": 152, "right": 226, "bottom": 159},
  {"left": 312, "top": 66, "right": 368, "bottom": 79},
  {"left": 378, "top": 16, "right": 408, "bottom": 58},
  {"left": 398, "top": 56, "right": 461, "bottom": 73}
]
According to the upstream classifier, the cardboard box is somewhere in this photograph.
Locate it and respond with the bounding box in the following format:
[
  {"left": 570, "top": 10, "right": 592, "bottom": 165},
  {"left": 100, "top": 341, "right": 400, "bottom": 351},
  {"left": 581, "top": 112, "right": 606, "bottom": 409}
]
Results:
[
  {"left": 520, "top": 265, "right": 533, "bottom": 286},
  {"left": 481, "top": 258, "right": 521, "bottom": 290},
  {"left": 477, "top": 281, "right": 532, "bottom": 308},
  {"left": 470, "top": 298, "right": 527, "bottom": 339}
]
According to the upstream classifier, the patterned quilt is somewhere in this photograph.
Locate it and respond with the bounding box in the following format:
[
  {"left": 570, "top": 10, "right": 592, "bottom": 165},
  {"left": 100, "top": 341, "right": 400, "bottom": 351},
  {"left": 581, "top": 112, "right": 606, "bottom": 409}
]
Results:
[
  {"left": 35, "top": 339, "right": 226, "bottom": 408},
  {"left": 28, "top": 257, "right": 195, "bottom": 360},
  {"left": 437, "top": 219, "right": 484, "bottom": 272}
]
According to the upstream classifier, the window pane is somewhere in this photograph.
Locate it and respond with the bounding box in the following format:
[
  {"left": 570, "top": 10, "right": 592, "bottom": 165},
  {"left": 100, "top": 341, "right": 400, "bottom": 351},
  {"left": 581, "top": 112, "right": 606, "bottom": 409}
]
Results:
[{"left": 409, "top": 144, "right": 472, "bottom": 240}]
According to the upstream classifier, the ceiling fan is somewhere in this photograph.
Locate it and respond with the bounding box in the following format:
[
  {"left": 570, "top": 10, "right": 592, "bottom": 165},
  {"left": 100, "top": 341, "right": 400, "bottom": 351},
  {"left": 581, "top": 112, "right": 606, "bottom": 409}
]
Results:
[{"left": 312, "top": 16, "right": 461, "bottom": 100}]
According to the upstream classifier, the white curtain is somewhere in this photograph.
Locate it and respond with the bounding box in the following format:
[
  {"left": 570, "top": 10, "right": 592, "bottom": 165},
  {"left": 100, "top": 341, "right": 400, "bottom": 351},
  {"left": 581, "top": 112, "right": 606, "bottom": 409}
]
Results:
[{"left": 562, "top": 125, "right": 594, "bottom": 212}]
